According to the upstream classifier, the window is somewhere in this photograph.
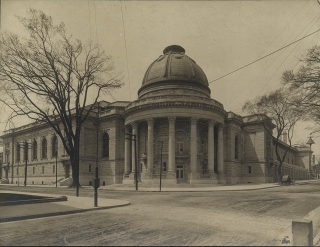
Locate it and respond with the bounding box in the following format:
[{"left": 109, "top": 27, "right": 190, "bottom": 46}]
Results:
[
  {"left": 16, "top": 167, "right": 19, "bottom": 175},
  {"left": 89, "top": 164, "right": 92, "bottom": 172},
  {"left": 33, "top": 167, "right": 35, "bottom": 175},
  {"left": 177, "top": 142, "right": 184, "bottom": 152},
  {"left": 248, "top": 166, "right": 252, "bottom": 174},
  {"left": 52, "top": 135, "right": 58, "bottom": 157},
  {"left": 33, "top": 140, "right": 37, "bottom": 160},
  {"left": 235, "top": 135, "right": 239, "bottom": 159},
  {"left": 102, "top": 133, "right": 109, "bottom": 157},
  {"left": 16, "top": 143, "right": 21, "bottom": 162},
  {"left": 53, "top": 165, "right": 55, "bottom": 174},
  {"left": 163, "top": 162, "right": 167, "bottom": 172},
  {"left": 42, "top": 166, "right": 45, "bottom": 174},
  {"left": 42, "top": 138, "right": 47, "bottom": 159}
]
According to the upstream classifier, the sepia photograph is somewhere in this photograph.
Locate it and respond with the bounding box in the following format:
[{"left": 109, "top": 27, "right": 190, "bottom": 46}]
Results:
[{"left": 0, "top": 0, "right": 320, "bottom": 245}]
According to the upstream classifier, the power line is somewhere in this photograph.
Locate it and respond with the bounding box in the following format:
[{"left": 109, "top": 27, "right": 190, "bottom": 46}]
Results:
[
  {"left": 230, "top": 8, "right": 320, "bottom": 103},
  {"left": 93, "top": 0, "right": 98, "bottom": 44},
  {"left": 209, "top": 28, "right": 320, "bottom": 84},
  {"left": 120, "top": 1, "right": 132, "bottom": 101},
  {"left": 231, "top": 0, "right": 310, "bottom": 81},
  {"left": 257, "top": 10, "right": 320, "bottom": 96}
]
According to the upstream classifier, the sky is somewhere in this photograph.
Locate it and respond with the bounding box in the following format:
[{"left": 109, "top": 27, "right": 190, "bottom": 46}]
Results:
[{"left": 1, "top": 0, "right": 320, "bottom": 158}]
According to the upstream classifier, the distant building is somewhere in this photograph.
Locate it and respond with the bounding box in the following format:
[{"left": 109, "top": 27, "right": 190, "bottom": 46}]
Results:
[{"left": 0, "top": 45, "right": 313, "bottom": 186}]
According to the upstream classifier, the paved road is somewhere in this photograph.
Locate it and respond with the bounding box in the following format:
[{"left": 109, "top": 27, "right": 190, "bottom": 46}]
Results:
[{"left": 1, "top": 181, "right": 320, "bottom": 246}]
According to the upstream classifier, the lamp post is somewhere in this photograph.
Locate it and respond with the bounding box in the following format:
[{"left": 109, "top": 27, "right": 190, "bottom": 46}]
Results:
[
  {"left": 158, "top": 141, "right": 163, "bottom": 192},
  {"left": 55, "top": 150, "right": 58, "bottom": 188},
  {"left": 125, "top": 133, "right": 138, "bottom": 190},
  {"left": 306, "top": 136, "right": 315, "bottom": 179}
]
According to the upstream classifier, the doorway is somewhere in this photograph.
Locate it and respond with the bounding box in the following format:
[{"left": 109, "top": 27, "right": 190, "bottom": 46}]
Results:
[{"left": 176, "top": 165, "right": 184, "bottom": 182}]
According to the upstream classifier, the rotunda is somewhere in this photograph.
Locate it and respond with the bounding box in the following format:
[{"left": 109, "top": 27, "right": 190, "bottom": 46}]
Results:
[{"left": 123, "top": 45, "right": 228, "bottom": 184}]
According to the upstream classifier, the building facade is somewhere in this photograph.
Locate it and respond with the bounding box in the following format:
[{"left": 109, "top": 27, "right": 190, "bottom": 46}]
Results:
[{"left": 0, "top": 45, "right": 313, "bottom": 186}]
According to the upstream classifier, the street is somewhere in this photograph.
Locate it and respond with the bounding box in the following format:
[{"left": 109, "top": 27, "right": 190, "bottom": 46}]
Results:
[{"left": 1, "top": 181, "right": 320, "bottom": 246}]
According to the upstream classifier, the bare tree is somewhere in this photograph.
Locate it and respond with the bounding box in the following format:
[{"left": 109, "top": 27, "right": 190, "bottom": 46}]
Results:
[
  {"left": 283, "top": 45, "right": 320, "bottom": 135},
  {"left": 242, "top": 87, "right": 303, "bottom": 184},
  {"left": 0, "top": 9, "right": 123, "bottom": 190}
]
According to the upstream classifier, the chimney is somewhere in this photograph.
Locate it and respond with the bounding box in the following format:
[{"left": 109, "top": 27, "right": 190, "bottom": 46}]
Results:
[{"left": 283, "top": 131, "right": 287, "bottom": 144}]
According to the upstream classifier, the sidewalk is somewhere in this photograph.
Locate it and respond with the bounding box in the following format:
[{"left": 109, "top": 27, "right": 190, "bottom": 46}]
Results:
[
  {"left": 0, "top": 190, "right": 130, "bottom": 223},
  {"left": 98, "top": 180, "right": 317, "bottom": 192}
]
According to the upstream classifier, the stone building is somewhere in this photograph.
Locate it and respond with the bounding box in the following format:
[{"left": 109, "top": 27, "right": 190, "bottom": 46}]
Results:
[{"left": 0, "top": 45, "right": 312, "bottom": 186}]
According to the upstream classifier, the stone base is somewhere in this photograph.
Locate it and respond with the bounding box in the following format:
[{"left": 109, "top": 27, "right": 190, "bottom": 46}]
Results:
[
  {"left": 123, "top": 179, "right": 135, "bottom": 185},
  {"left": 166, "top": 171, "right": 176, "bottom": 179},
  {"left": 217, "top": 172, "right": 226, "bottom": 184},
  {"left": 188, "top": 172, "right": 200, "bottom": 181},
  {"left": 189, "top": 178, "right": 219, "bottom": 184},
  {"left": 141, "top": 172, "right": 153, "bottom": 180},
  {"left": 140, "top": 179, "right": 155, "bottom": 184},
  {"left": 162, "top": 179, "right": 178, "bottom": 184}
]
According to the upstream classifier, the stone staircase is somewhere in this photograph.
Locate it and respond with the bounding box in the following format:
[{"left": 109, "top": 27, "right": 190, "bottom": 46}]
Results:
[
  {"left": 59, "top": 177, "right": 73, "bottom": 186},
  {"left": 49, "top": 177, "right": 65, "bottom": 186}
]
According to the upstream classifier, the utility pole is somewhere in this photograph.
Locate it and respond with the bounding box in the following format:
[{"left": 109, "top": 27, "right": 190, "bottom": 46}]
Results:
[
  {"left": 159, "top": 141, "right": 163, "bottom": 192},
  {"left": 24, "top": 141, "right": 28, "bottom": 186},
  {"left": 126, "top": 133, "right": 138, "bottom": 190},
  {"left": 55, "top": 150, "right": 58, "bottom": 188},
  {"left": 95, "top": 102, "right": 100, "bottom": 207}
]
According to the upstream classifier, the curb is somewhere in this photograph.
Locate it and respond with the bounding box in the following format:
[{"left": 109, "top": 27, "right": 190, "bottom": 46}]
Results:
[{"left": 0, "top": 201, "right": 131, "bottom": 224}]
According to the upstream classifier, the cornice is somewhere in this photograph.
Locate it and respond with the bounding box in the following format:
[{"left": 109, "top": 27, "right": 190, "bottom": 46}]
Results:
[{"left": 123, "top": 100, "right": 227, "bottom": 119}]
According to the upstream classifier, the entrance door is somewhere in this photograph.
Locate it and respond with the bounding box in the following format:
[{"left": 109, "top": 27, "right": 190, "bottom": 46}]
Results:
[{"left": 176, "top": 165, "right": 184, "bottom": 183}]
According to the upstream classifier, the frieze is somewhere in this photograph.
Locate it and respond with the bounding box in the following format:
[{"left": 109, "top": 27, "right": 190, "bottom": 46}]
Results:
[{"left": 123, "top": 102, "right": 227, "bottom": 122}]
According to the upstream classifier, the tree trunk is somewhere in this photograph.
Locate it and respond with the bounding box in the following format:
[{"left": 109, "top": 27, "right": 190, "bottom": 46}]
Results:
[{"left": 277, "top": 164, "right": 283, "bottom": 185}]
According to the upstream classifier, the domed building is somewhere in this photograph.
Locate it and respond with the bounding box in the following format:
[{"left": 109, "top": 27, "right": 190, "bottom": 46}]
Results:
[{"left": 0, "top": 45, "right": 313, "bottom": 186}]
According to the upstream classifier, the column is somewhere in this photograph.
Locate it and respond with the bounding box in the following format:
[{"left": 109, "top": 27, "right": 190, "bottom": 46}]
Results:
[
  {"left": 217, "top": 123, "right": 224, "bottom": 182},
  {"left": 207, "top": 120, "right": 215, "bottom": 176},
  {"left": 190, "top": 117, "right": 199, "bottom": 180},
  {"left": 147, "top": 118, "right": 154, "bottom": 178},
  {"left": 37, "top": 136, "right": 41, "bottom": 159},
  {"left": 131, "top": 122, "right": 138, "bottom": 174},
  {"left": 167, "top": 117, "right": 176, "bottom": 179},
  {"left": 47, "top": 134, "right": 52, "bottom": 159},
  {"left": 124, "top": 125, "right": 131, "bottom": 175},
  {"left": 27, "top": 139, "right": 32, "bottom": 162}
]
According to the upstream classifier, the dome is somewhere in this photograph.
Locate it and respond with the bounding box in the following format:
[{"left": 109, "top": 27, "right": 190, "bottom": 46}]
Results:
[{"left": 140, "top": 45, "right": 209, "bottom": 90}]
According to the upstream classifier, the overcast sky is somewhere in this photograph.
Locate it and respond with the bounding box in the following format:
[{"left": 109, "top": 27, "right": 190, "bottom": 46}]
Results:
[{"left": 1, "top": 0, "right": 320, "bottom": 158}]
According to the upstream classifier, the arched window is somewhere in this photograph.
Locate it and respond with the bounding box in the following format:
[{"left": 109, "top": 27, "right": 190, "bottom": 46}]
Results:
[
  {"left": 103, "top": 133, "right": 109, "bottom": 157},
  {"left": 52, "top": 135, "right": 58, "bottom": 157},
  {"left": 42, "top": 138, "right": 47, "bottom": 159},
  {"left": 235, "top": 135, "right": 239, "bottom": 159},
  {"left": 16, "top": 143, "right": 21, "bottom": 162},
  {"left": 33, "top": 139, "right": 37, "bottom": 160}
]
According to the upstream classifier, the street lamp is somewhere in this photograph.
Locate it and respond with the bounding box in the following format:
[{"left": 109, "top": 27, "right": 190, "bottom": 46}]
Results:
[
  {"left": 158, "top": 141, "right": 163, "bottom": 192},
  {"left": 306, "top": 136, "right": 315, "bottom": 179},
  {"left": 55, "top": 150, "right": 58, "bottom": 188}
]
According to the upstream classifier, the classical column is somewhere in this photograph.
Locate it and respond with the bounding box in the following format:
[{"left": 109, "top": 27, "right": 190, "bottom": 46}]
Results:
[
  {"left": 47, "top": 134, "right": 52, "bottom": 159},
  {"left": 27, "top": 139, "right": 32, "bottom": 162},
  {"left": 190, "top": 117, "right": 199, "bottom": 180},
  {"left": 217, "top": 123, "right": 224, "bottom": 181},
  {"left": 37, "top": 136, "right": 41, "bottom": 159},
  {"left": 124, "top": 125, "right": 131, "bottom": 175},
  {"left": 147, "top": 118, "right": 154, "bottom": 178},
  {"left": 131, "top": 122, "right": 138, "bottom": 173},
  {"left": 207, "top": 119, "right": 215, "bottom": 176},
  {"left": 167, "top": 117, "right": 176, "bottom": 179}
]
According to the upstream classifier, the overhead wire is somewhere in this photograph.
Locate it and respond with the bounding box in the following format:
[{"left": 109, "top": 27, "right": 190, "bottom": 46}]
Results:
[
  {"left": 228, "top": 0, "right": 310, "bottom": 81},
  {"left": 209, "top": 29, "right": 320, "bottom": 84},
  {"left": 256, "top": 9, "right": 320, "bottom": 96},
  {"left": 120, "top": 0, "right": 132, "bottom": 101},
  {"left": 230, "top": 6, "right": 320, "bottom": 105},
  {"left": 228, "top": 1, "right": 313, "bottom": 104}
]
